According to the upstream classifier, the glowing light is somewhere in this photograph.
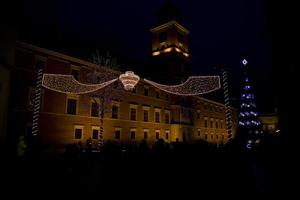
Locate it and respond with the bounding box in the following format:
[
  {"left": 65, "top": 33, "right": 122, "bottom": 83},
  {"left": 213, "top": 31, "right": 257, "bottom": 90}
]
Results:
[
  {"left": 32, "top": 69, "right": 43, "bottom": 136},
  {"left": 144, "top": 76, "right": 221, "bottom": 96},
  {"left": 152, "top": 51, "right": 160, "bottom": 56},
  {"left": 242, "top": 59, "right": 248, "bottom": 66},
  {"left": 42, "top": 73, "right": 118, "bottom": 94},
  {"left": 119, "top": 71, "right": 140, "bottom": 91},
  {"left": 175, "top": 47, "right": 181, "bottom": 52},
  {"left": 164, "top": 47, "right": 172, "bottom": 52},
  {"left": 183, "top": 52, "right": 189, "bottom": 57}
]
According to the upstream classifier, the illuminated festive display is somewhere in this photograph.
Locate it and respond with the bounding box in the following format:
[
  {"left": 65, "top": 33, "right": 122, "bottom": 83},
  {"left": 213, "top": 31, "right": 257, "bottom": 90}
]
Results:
[
  {"left": 221, "top": 68, "right": 233, "bottom": 140},
  {"left": 32, "top": 69, "right": 44, "bottom": 136},
  {"left": 238, "top": 59, "right": 262, "bottom": 149},
  {"left": 42, "top": 73, "right": 118, "bottom": 94},
  {"left": 144, "top": 76, "right": 220, "bottom": 95},
  {"left": 119, "top": 71, "right": 140, "bottom": 91}
]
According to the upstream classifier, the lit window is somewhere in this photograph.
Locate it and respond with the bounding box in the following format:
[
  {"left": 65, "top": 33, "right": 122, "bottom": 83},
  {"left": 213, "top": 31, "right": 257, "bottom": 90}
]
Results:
[
  {"left": 155, "top": 111, "right": 160, "bottom": 123},
  {"left": 74, "top": 128, "right": 83, "bottom": 139},
  {"left": 92, "top": 129, "right": 98, "bottom": 139},
  {"left": 142, "top": 110, "right": 148, "bottom": 122},
  {"left": 130, "top": 108, "right": 137, "bottom": 120},
  {"left": 155, "top": 130, "right": 160, "bottom": 140},
  {"left": 67, "top": 99, "right": 77, "bottom": 115},
  {"left": 143, "top": 130, "right": 148, "bottom": 140}
]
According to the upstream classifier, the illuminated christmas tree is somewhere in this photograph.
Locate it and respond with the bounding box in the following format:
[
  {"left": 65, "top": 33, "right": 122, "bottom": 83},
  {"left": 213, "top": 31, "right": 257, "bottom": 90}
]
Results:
[{"left": 238, "top": 59, "right": 262, "bottom": 149}]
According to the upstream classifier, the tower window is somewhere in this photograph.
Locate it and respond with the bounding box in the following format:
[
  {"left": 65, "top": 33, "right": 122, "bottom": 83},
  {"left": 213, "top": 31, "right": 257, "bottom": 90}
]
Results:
[
  {"left": 159, "top": 32, "right": 167, "bottom": 43},
  {"left": 177, "top": 33, "right": 184, "bottom": 44}
]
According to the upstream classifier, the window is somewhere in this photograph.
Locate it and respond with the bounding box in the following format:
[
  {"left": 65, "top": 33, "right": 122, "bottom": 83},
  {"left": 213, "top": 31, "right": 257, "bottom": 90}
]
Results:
[
  {"left": 165, "top": 130, "right": 170, "bottom": 140},
  {"left": 222, "top": 134, "right": 225, "bottom": 140},
  {"left": 198, "top": 130, "right": 200, "bottom": 136},
  {"left": 220, "top": 120, "right": 223, "bottom": 129},
  {"left": 159, "top": 32, "right": 167, "bottom": 43},
  {"left": 71, "top": 69, "right": 80, "bottom": 80},
  {"left": 177, "top": 32, "right": 184, "bottom": 43},
  {"left": 216, "top": 120, "right": 218, "bottom": 128},
  {"left": 204, "top": 118, "right": 208, "bottom": 127},
  {"left": 216, "top": 134, "right": 219, "bottom": 140},
  {"left": 156, "top": 91, "right": 160, "bottom": 99},
  {"left": 205, "top": 134, "right": 208, "bottom": 140},
  {"left": 91, "top": 102, "right": 99, "bottom": 117},
  {"left": 92, "top": 129, "right": 98, "bottom": 139},
  {"left": 131, "top": 131, "right": 136, "bottom": 140},
  {"left": 67, "top": 99, "right": 77, "bottom": 115},
  {"left": 165, "top": 111, "right": 170, "bottom": 124},
  {"left": 182, "top": 132, "right": 186, "bottom": 142},
  {"left": 112, "top": 105, "right": 119, "bottom": 119},
  {"left": 144, "top": 88, "right": 149, "bottom": 96},
  {"left": 155, "top": 111, "right": 160, "bottom": 123},
  {"left": 74, "top": 128, "right": 82, "bottom": 139},
  {"left": 115, "top": 129, "right": 121, "bottom": 140},
  {"left": 130, "top": 108, "right": 137, "bottom": 120},
  {"left": 143, "top": 130, "right": 148, "bottom": 140},
  {"left": 143, "top": 110, "right": 149, "bottom": 122},
  {"left": 211, "top": 134, "right": 213, "bottom": 139},
  {"left": 155, "top": 130, "right": 160, "bottom": 139},
  {"left": 210, "top": 119, "right": 213, "bottom": 128},
  {"left": 197, "top": 111, "right": 200, "bottom": 119}
]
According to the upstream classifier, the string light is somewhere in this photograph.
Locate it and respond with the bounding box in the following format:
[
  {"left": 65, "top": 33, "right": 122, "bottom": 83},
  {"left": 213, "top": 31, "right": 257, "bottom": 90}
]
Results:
[
  {"left": 144, "top": 76, "right": 221, "bottom": 96},
  {"left": 222, "top": 69, "right": 233, "bottom": 141},
  {"left": 42, "top": 73, "right": 118, "bottom": 94},
  {"left": 32, "top": 68, "right": 43, "bottom": 136},
  {"left": 119, "top": 71, "right": 140, "bottom": 91}
]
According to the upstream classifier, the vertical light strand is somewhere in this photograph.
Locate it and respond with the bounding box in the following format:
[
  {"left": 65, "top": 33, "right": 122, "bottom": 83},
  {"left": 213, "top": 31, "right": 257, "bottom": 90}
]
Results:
[
  {"left": 32, "top": 68, "right": 43, "bottom": 136},
  {"left": 221, "top": 68, "right": 233, "bottom": 142}
]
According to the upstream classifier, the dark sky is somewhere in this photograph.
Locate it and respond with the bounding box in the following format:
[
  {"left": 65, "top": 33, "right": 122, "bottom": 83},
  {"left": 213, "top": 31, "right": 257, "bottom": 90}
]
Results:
[{"left": 18, "top": 0, "right": 276, "bottom": 112}]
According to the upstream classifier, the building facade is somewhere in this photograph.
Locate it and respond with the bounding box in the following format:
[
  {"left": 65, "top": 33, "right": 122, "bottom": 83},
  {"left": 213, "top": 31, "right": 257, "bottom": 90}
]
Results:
[{"left": 10, "top": 41, "right": 237, "bottom": 152}]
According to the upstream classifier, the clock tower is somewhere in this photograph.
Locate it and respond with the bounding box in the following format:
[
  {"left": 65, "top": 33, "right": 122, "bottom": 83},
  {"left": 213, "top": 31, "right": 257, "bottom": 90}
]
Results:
[{"left": 149, "top": 0, "right": 191, "bottom": 84}]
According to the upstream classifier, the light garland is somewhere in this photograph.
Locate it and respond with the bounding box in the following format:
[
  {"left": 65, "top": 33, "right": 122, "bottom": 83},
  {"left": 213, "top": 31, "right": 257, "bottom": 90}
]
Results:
[
  {"left": 42, "top": 73, "right": 118, "bottom": 94},
  {"left": 119, "top": 71, "right": 140, "bottom": 91},
  {"left": 221, "top": 68, "right": 233, "bottom": 141},
  {"left": 144, "top": 76, "right": 221, "bottom": 96},
  {"left": 32, "top": 69, "right": 43, "bottom": 136}
]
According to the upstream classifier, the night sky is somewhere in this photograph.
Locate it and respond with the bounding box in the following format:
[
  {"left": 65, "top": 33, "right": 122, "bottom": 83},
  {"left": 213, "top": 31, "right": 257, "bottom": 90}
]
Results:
[{"left": 18, "top": 0, "right": 276, "bottom": 112}]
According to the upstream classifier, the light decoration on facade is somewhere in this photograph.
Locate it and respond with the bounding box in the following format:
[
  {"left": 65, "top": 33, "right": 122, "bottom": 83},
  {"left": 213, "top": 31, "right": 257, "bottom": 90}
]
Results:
[
  {"left": 32, "top": 68, "right": 44, "bottom": 136},
  {"left": 221, "top": 68, "right": 233, "bottom": 141},
  {"left": 152, "top": 51, "right": 160, "bottom": 56},
  {"left": 42, "top": 73, "right": 118, "bottom": 94},
  {"left": 118, "top": 71, "right": 140, "bottom": 91},
  {"left": 144, "top": 76, "right": 220, "bottom": 96}
]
